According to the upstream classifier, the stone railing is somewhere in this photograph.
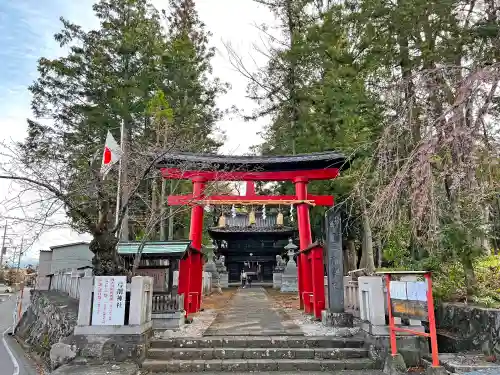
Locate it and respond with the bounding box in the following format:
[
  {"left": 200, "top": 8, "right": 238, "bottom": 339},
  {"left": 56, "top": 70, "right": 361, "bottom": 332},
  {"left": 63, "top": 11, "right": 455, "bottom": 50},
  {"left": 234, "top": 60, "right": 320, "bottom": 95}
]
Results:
[
  {"left": 48, "top": 268, "right": 89, "bottom": 299},
  {"left": 151, "top": 292, "right": 185, "bottom": 331},
  {"left": 344, "top": 276, "right": 360, "bottom": 318},
  {"left": 152, "top": 292, "right": 184, "bottom": 313}
]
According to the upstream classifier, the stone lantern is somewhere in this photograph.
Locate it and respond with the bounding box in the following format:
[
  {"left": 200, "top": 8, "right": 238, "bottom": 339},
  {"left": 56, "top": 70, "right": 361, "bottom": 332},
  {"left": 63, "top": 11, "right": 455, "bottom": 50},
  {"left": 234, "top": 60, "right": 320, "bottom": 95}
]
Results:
[{"left": 281, "top": 239, "right": 299, "bottom": 292}]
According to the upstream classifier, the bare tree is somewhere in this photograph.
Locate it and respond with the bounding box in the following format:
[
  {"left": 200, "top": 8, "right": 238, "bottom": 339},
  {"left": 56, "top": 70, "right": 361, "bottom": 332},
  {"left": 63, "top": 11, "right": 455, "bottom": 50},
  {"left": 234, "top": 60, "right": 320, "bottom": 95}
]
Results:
[{"left": 358, "top": 64, "right": 500, "bottom": 293}]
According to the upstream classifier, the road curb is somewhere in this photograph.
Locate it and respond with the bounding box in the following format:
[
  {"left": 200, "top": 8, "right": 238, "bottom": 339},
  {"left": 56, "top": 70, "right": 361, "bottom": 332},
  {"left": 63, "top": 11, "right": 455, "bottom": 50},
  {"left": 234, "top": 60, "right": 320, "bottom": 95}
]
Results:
[{"left": 3, "top": 328, "right": 20, "bottom": 375}]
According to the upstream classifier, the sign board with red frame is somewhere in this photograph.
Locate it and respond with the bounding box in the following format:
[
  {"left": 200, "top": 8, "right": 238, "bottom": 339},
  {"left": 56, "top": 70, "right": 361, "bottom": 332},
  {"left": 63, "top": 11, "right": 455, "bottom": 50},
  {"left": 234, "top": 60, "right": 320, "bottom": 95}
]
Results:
[{"left": 376, "top": 271, "right": 441, "bottom": 368}]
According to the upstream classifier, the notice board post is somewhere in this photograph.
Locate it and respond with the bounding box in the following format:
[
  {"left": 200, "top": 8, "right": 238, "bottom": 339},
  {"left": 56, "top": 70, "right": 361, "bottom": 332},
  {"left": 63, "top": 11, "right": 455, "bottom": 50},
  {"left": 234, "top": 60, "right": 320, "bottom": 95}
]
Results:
[{"left": 378, "top": 271, "right": 444, "bottom": 374}]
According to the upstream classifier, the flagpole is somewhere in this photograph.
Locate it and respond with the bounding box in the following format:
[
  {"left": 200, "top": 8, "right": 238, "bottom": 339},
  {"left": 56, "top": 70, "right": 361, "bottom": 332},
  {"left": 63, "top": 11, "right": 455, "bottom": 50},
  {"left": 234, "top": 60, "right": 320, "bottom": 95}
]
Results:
[{"left": 115, "top": 120, "right": 125, "bottom": 230}]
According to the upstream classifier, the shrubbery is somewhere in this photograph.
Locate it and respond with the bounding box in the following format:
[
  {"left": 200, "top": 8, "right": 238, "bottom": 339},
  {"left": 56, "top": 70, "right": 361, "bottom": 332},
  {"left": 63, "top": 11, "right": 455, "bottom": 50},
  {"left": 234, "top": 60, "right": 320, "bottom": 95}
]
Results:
[{"left": 429, "top": 255, "right": 500, "bottom": 308}]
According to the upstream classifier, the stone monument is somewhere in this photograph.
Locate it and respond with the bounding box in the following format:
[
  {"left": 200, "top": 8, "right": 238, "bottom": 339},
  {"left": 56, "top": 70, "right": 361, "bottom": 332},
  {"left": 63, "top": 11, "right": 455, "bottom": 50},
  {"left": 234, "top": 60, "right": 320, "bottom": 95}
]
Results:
[
  {"left": 273, "top": 255, "right": 286, "bottom": 289},
  {"left": 214, "top": 254, "right": 228, "bottom": 288},
  {"left": 281, "top": 239, "right": 299, "bottom": 292},
  {"left": 203, "top": 244, "right": 217, "bottom": 273},
  {"left": 203, "top": 244, "right": 220, "bottom": 294},
  {"left": 322, "top": 208, "right": 353, "bottom": 327}
]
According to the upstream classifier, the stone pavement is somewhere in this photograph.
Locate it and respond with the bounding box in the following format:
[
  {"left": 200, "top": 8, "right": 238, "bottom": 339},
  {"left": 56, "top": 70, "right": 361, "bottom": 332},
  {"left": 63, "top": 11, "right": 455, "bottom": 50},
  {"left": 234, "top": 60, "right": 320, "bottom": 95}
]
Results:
[
  {"left": 143, "top": 372, "right": 384, "bottom": 375},
  {"left": 51, "top": 363, "right": 139, "bottom": 375},
  {"left": 203, "top": 287, "right": 303, "bottom": 336}
]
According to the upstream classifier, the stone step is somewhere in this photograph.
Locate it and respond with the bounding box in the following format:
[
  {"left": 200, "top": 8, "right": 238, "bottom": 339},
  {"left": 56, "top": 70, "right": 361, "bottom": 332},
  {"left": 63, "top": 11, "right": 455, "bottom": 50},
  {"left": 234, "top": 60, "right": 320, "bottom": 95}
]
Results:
[
  {"left": 139, "top": 372, "right": 385, "bottom": 375},
  {"left": 142, "top": 358, "right": 379, "bottom": 372},
  {"left": 148, "top": 347, "right": 369, "bottom": 360},
  {"left": 150, "top": 336, "right": 365, "bottom": 349}
]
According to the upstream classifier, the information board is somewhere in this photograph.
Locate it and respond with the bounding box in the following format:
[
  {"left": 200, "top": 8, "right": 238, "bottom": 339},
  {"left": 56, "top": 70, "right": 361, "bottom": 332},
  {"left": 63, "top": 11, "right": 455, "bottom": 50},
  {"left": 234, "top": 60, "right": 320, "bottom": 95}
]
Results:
[
  {"left": 390, "top": 280, "right": 428, "bottom": 321},
  {"left": 92, "top": 276, "right": 126, "bottom": 326}
]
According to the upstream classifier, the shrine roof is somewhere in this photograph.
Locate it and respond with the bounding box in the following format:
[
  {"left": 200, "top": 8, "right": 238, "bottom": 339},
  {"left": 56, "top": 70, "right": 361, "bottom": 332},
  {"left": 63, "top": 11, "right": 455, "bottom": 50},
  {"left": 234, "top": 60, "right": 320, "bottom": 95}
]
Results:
[
  {"left": 117, "top": 241, "right": 190, "bottom": 256},
  {"left": 208, "top": 226, "right": 295, "bottom": 233},
  {"left": 155, "top": 151, "right": 350, "bottom": 172},
  {"left": 208, "top": 226, "right": 295, "bottom": 241}
]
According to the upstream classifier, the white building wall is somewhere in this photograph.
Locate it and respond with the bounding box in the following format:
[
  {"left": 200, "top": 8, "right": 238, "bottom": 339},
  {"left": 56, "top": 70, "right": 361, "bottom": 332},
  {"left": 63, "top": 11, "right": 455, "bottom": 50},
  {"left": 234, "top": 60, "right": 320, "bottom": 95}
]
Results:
[
  {"left": 36, "top": 251, "right": 53, "bottom": 290},
  {"left": 50, "top": 243, "right": 93, "bottom": 274}
]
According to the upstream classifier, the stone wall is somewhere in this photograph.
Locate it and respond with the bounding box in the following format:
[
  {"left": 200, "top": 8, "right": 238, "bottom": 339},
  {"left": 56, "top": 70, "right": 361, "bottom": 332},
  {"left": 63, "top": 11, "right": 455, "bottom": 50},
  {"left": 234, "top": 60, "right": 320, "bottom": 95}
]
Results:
[
  {"left": 16, "top": 290, "right": 78, "bottom": 363},
  {"left": 435, "top": 303, "right": 500, "bottom": 359}
]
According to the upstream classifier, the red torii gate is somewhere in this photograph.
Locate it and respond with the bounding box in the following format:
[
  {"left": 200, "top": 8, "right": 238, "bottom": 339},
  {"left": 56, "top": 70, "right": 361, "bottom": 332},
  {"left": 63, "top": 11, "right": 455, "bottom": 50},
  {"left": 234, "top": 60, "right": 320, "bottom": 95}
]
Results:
[{"left": 157, "top": 152, "right": 347, "bottom": 319}]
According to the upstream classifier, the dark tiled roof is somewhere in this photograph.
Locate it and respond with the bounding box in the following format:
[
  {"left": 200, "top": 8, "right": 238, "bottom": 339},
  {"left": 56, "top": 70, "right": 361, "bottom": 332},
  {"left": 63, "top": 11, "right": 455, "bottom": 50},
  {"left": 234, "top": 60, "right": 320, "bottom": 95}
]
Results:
[
  {"left": 155, "top": 151, "right": 350, "bottom": 171},
  {"left": 49, "top": 242, "right": 90, "bottom": 250}
]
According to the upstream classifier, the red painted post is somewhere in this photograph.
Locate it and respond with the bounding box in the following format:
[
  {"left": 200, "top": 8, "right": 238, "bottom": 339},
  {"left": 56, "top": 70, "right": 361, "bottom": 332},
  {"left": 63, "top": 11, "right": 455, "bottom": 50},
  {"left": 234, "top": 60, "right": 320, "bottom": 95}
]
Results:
[
  {"left": 245, "top": 181, "right": 256, "bottom": 196},
  {"left": 306, "top": 254, "right": 314, "bottom": 313},
  {"left": 385, "top": 274, "right": 398, "bottom": 356},
  {"left": 187, "top": 176, "right": 206, "bottom": 314},
  {"left": 311, "top": 246, "right": 325, "bottom": 319},
  {"left": 178, "top": 246, "right": 191, "bottom": 314},
  {"left": 294, "top": 177, "right": 313, "bottom": 312},
  {"left": 296, "top": 254, "right": 303, "bottom": 309},
  {"left": 425, "top": 273, "right": 440, "bottom": 367}
]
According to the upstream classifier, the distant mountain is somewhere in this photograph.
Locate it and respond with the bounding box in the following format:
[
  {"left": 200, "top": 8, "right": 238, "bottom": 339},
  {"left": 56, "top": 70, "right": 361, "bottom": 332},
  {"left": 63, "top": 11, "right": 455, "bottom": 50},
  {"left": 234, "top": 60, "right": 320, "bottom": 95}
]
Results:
[{"left": 4, "top": 257, "right": 38, "bottom": 269}]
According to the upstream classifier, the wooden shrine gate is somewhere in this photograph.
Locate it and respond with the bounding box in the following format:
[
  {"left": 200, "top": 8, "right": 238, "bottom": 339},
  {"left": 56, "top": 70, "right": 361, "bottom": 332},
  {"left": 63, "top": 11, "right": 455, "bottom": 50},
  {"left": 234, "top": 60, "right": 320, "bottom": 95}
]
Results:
[{"left": 156, "top": 152, "right": 348, "bottom": 319}]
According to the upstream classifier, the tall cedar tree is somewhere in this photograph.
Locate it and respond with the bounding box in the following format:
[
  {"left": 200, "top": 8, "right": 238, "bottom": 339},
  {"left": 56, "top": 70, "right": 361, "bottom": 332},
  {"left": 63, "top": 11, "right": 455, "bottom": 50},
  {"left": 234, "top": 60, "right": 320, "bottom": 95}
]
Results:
[
  {"left": 162, "top": 0, "right": 227, "bottom": 152},
  {"left": 152, "top": 0, "right": 228, "bottom": 242},
  {"left": 250, "top": 1, "right": 383, "bottom": 270}
]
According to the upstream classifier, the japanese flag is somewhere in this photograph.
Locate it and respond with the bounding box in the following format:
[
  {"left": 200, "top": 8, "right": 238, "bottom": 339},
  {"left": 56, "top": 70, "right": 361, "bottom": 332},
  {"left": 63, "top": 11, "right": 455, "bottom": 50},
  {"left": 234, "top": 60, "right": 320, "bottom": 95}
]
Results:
[{"left": 101, "top": 131, "right": 123, "bottom": 177}]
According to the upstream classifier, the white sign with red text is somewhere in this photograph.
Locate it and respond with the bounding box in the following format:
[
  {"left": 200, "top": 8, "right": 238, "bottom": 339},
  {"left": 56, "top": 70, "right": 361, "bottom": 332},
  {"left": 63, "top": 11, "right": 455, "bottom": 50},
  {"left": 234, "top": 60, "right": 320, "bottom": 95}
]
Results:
[{"left": 91, "top": 276, "right": 126, "bottom": 326}]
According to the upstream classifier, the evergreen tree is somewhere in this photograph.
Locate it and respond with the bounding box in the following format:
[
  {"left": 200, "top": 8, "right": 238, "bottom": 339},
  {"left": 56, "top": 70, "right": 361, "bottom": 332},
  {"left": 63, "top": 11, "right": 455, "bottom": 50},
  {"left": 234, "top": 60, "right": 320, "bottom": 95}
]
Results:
[
  {"left": 162, "top": 0, "right": 227, "bottom": 152},
  {"left": 23, "top": 0, "right": 167, "bottom": 236},
  {"left": 248, "top": 1, "right": 383, "bottom": 270},
  {"left": 152, "top": 0, "right": 228, "bottom": 241},
  {"left": 17, "top": 0, "right": 226, "bottom": 273}
]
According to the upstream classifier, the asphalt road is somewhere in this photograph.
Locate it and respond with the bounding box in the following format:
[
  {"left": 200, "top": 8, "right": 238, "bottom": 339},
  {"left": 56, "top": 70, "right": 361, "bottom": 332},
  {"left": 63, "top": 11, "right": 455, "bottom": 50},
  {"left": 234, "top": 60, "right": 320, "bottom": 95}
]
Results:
[{"left": 0, "top": 290, "right": 38, "bottom": 375}]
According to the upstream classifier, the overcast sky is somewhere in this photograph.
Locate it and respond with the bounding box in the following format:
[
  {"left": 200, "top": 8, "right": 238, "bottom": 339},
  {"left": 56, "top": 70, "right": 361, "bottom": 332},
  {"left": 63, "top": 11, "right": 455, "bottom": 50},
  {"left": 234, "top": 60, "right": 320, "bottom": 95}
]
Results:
[{"left": 0, "top": 0, "right": 277, "bottom": 261}]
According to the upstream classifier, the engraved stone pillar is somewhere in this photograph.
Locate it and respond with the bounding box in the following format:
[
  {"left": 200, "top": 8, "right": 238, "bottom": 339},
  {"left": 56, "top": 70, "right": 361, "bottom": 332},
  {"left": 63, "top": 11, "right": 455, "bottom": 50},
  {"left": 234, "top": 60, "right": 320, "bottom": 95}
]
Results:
[{"left": 322, "top": 208, "right": 353, "bottom": 327}]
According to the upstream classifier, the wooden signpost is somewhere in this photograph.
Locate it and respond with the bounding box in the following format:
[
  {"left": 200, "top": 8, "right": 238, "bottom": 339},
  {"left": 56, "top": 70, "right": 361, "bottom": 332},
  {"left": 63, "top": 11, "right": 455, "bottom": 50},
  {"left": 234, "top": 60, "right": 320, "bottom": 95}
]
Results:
[{"left": 377, "top": 271, "right": 440, "bottom": 368}]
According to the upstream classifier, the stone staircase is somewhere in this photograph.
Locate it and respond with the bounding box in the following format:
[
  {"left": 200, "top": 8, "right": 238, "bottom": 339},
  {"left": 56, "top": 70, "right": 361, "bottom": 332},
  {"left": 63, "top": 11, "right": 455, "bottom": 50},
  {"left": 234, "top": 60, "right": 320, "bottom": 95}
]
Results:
[{"left": 142, "top": 336, "right": 381, "bottom": 373}]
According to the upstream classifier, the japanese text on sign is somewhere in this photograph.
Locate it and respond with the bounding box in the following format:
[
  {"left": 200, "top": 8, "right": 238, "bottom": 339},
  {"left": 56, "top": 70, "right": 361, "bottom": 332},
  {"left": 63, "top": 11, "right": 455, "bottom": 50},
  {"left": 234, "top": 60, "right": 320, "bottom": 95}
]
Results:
[
  {"left": 92, "top": 276, "right": 126, "bottom": 326},
  {"left": 389, "top": 280, "right": 429, "bottom": 321}
]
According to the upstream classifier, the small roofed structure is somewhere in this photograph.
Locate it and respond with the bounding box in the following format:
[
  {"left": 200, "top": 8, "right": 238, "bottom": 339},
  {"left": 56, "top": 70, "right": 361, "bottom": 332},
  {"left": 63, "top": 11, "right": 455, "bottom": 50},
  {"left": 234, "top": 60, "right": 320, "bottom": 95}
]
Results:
[
  {"left": 117, "top": 241, "right": 190, "bottom": 294},
  {"left": 209, "top": 211, "right": 296, "bottom": 282}
]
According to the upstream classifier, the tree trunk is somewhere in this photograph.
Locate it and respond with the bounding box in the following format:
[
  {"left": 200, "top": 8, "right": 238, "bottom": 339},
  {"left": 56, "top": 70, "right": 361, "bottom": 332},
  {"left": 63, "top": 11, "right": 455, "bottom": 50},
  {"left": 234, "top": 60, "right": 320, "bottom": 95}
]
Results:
[
  {"left": 160, "top": 178, "right": 167, "bottom": 241},
  {"left": 376, "top": 237, "right": 383, "bottom": 268},
  {"left": 461, "top": 254, "right": 477, "bottom": 297},
  {"left": 151, "top": 176, "right": 159, "bottom": 239},
  {"left": 344, "top": 238, "right": 357, "bottom": 273},
  {"left": 168, "top": 206, "right": 174, "bottom": 240},
  {"left": 90, "top": 232, "right": 126, "bottom": 276},
  {"left": 361, "top": 210, "right": 375, "bottom": 273},
  {"left": 168, "top": 180, "right": 174, "bottom": 240}
]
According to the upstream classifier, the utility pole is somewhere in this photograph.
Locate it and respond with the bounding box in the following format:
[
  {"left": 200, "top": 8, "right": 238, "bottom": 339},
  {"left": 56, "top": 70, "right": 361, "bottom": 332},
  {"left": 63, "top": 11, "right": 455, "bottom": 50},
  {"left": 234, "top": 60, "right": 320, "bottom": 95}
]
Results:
[
  {"left": 0, "top": 221, "right": 7, "bottom": 271},
  {"left": 16, "top": 237, "right": 24, "bottom": 271}
]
